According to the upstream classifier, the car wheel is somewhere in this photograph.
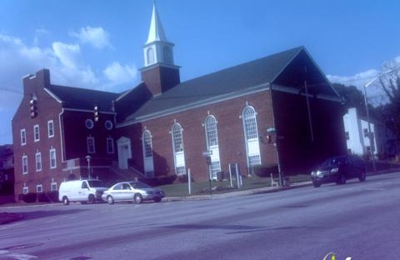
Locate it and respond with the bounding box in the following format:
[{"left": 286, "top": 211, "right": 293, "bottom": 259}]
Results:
[
  {"left": 134, "top": 194, "right": 143, "bottom": 204},
  {"left": 336, "top": 174, "right": 346, "bottom": 185},
  {"left": 88, "top": 194, "right": 96, "bottom": 204},
  {"left": 154, "top": 197, "right": 162, "bottom": 202},
  {"left": 107, "top": 195, "right": 114, "bottom": 205},
  {"left": 312, "top": 181, "right": 321, "bottom": 188},
  {"left": 62, "top": 196, "right": 70, "bottom": 206},
  {"left": 359, "top": 170, "right": 366, "bottom": 182}
]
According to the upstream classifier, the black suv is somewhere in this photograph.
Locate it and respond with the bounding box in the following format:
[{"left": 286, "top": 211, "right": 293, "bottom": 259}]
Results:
[{"left": 311, "top": 155, "right": 366, "bottom": 188}]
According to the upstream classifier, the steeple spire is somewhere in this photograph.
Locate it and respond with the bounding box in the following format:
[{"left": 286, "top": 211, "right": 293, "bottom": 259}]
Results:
[{"left": 146, "top": 2, "right": 168, "bottom": 44}]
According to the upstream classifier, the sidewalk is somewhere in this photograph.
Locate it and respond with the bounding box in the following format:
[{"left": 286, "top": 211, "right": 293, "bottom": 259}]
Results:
[{"left": 163, "top": 181, "right": 313, "bottom": 201}]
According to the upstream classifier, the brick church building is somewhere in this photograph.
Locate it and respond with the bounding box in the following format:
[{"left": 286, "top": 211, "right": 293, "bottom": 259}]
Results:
[{"left": 12, "top": 4, "right": 346, "bottom": 196}]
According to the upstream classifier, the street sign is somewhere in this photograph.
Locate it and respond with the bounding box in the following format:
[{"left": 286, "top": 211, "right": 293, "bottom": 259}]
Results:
[{"left": 266, "top": 127, "right": 276, "bottom": 134}]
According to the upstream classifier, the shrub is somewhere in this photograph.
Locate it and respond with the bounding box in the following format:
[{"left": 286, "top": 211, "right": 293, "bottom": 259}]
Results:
[
  {"left": 47, "top": 191, "right": 59, "bottom": 202},
  {"left": 38, "top": 192, "right": 51, "bottom": 203},
  {"left": 253, "top": 164, "right": 279, "bottom": 178},
  {"left": 22, "top": 193, "right": 37, "bottom": 203}
]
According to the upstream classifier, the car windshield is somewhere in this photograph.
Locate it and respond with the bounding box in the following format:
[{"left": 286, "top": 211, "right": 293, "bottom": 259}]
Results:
[
  {"left": 88, "top": 180, "right": 108, "bottom": 188},
  {"left": 131, "top": 182, "right": 151, "bottom": 189},
  {"left": 320, "top": 157, "right": 342, "bottom": 167}
]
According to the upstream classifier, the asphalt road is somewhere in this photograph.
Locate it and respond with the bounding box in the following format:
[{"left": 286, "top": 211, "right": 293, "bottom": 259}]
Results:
[{"left": 1, "top": 172, "right": 400, "bottom": 260}]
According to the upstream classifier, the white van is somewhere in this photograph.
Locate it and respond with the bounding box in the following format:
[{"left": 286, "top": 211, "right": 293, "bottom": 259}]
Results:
[{"left": 58, "top": 179, "right": 109, "bottom": 205}]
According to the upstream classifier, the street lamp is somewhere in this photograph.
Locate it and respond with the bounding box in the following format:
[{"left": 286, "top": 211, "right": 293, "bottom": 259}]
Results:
[
  {"left": 85, "top": 155, "right": 92, "bottom": 179},
  {"left": 363, "top": 69, "right": 393, "bottom": 172}
]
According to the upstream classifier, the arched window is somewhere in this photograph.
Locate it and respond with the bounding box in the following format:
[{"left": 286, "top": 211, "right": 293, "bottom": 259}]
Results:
[
  {"left": 171, "top": 123, "right": 185, "bottom": 175},
  {"left": 205, "top": 116, "right": 218, "bottom": 147},
  {"left": 142, "top": 130, "right": 154, "bottom": 177},
  {"left": 143, "top": 130, "right": 153, "bottom": 158},
  {"left": 205, "top": 115, "right": 221, "bottom": 180},
  {"left": 163, "top": 46, "right": 173, "bottom": 64},
  {"left": 147, "top": 48, "right": 155, "bottom": 65},
  {"left": 242, "top": 106, "right": 261, "bottom": 169}
]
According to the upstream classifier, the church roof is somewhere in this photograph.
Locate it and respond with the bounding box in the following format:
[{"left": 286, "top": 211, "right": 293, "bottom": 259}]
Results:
[
  {"left": 123, "top": 46, "right": 338, "bottom": 123},
  {"left": 145, "top": 3, "right": 168, "bottom": 44},
  {"left": 46, "top": 84, "right": 119, "bottom": 112}
]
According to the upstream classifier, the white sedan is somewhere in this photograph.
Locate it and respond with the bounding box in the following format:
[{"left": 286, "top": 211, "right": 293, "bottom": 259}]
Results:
[{"left": 102, "top": 181, "right": 165, "bottom": 204}]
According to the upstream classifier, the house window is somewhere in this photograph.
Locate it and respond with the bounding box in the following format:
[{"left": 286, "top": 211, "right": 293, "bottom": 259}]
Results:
[
  {"left": 48, "top": 120, "right": 54, "bottom": 138},
  {"left": 22, "top": 155, "right": 28, "bottom": 174},
  {"left": 23, "top": 186, "right": 29, "bottom": 195},
  {"left": 364, "top": 128, "right": 369, "bottom": 138},
  {"left": 171, "top": 123, "right": 185, "bottom": 175},
  {"left": 34, "top": 125, "right": 40, "bottom": 142},
  {"left": 50, "top": 149, "right": 56, "bottom": 169},
  {"left": 36, "top": 184, "right": 43, "bottom": 193},
  {"left": 87, "top": 137, "right": 95, "bottom": 154},
  {"left": 21, "top": 129, "right": 26, "bottom": 145},
  {"left": 106, "top": 138, "right": 114, "bottom": 154},
  {"left": 243, "top": 106, "right": 261, "bottom": 169},
  {"left": 51, "top": 182, "right": 57, "bottom": 191},
  {"left": 35, "top": 152, "right": 42, "bottom": 172},
  {"left": 345, "top": 131, "right": 350, "bottom": 140}
]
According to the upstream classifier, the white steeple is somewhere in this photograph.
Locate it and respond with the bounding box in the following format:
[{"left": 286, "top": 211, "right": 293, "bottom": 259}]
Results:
[
  {"left": 143, "top": 2, "right": 175, "bottom": 67},
  {"left": 146, "top": 3, "right": 168, "bottom": 44}
]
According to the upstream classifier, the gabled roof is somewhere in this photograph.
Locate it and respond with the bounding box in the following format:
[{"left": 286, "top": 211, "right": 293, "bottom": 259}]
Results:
[
  {"left": 46, "top": 84, "right": 119, "bottom": 112},
  {"left": 123, "top": 46, "right": 338, "bottom": 123}
]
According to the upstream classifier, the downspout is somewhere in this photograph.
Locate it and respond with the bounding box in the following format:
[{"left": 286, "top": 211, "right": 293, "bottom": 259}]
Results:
[
  {"left": 269, "top": 83, "right": 283, "bottom": 186},
  {"left": 59, "top": 108, "right": 66, "bottom": 162}
]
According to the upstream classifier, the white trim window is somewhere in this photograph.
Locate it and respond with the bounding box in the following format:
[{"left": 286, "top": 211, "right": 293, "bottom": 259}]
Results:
[
  {"left": 23, "top": 186, "right": 29, "bottom": 195},
  {"left": 21, "top": 129, "right": 26, "bottom": 146},
  {"left": 35, "top": 152, "right": 42, "bottom": 172},
  {"left": 87, "top": 136, "right": 95, "bottom": 154},
  {"left": 106, "top": 137, "right": 115, "bottom": 154},
  {"left": 48, "top": 120, "right": 54, "bottom": 138},
  {"left": 142, "top": 130, "right": 154, "bottom": 177},
  {"left": 171, "top": 123, "right": 185, "bottom": 176},
  {"left": 51, "top": 182, "right": 58, "bottom": 191},
  {"left": 36, "top": 184, "right": 43, "bottom": 193},
  {"left": 242, "top": 106, "right": 261, "bottom": 169},
  {"left": 50, "top": 148, "right": 57, "bottom": 169},
  {"left": 34, "top": 124, "right": 40, "bottom": 142},
  {"left": 205, "top": 115, "right": 221, "bottom": 180},
  {"left": 22, "top": 155, "right": 28, "bottom": 174}
]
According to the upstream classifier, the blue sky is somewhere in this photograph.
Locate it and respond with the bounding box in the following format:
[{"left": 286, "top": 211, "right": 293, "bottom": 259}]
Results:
[{"left": 1, "top": 0, "right": 400, "bottom": 144}]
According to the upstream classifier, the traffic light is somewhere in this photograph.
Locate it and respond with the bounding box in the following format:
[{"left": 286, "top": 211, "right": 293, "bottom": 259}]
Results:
[
  {"left": 94, "top": 105, "right": 99, "bottom": 122},
  {"left": 29, "top": 99, "right": 37, "bottom": 118},
  {"left": 266, "top": 134, "right": 272, "bottom": 144}
]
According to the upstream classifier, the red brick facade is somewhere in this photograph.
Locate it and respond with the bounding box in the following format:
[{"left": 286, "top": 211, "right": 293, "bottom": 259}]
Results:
[{"left": 117, "top": 90, "right": 279, "bottom": 181}]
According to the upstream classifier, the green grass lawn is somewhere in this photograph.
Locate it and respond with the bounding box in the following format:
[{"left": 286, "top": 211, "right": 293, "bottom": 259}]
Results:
[{"left": 160, "top": 174, "right": 311, "bottom": 197}]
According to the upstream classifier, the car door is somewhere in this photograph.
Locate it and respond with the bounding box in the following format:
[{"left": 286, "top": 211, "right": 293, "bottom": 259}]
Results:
[{"left": 120, "top": 183, "right": 133, "bottom": 201}]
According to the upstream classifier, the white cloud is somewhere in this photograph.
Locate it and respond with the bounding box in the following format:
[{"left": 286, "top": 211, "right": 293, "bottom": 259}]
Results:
[
  {"left": 71, "top": 26, "right": 111, "bottom": 49},
  {"left": 52, "top": 42, "right": 81, "bottom": 69},
  {"left": 327, "top": 56, "right": 400, "bottom": 106},
  {"left": 327, "top": 69, "right": 379, "bottom": 89},
  {"left": 103, "top": 62, "right": 137, "bottom": 85}
]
